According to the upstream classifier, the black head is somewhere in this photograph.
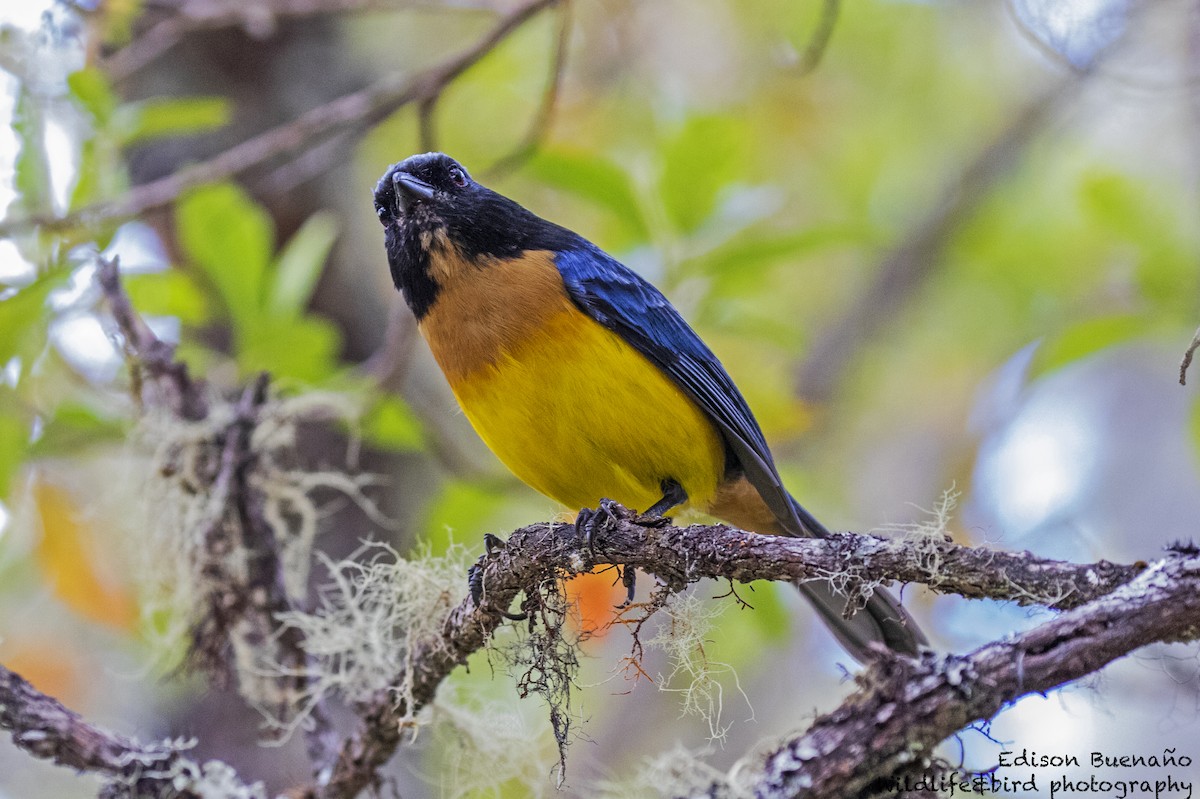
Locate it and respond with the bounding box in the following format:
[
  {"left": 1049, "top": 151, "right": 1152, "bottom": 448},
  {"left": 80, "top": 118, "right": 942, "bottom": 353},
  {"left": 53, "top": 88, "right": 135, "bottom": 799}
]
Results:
[
  {"left": 374, "top": 152, "right": 581, "bottom": 318},
  {"left": 374, "top": 152, "right": 474, "bottom": 229}
]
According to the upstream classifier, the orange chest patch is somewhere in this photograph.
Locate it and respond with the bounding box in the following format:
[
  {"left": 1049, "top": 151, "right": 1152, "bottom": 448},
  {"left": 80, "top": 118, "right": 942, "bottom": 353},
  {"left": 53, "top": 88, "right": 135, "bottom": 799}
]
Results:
[{"left": 418, "top": 248, "right": 575, "bottom": 383}]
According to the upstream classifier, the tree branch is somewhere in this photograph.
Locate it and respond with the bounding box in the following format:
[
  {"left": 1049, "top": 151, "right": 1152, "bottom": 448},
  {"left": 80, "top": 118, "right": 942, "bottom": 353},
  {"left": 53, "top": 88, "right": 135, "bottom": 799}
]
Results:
[
  {"left": 0, "top": 663, "right": 263, "bottom": 798},
  {"left": 3, "top": 474, "right": 1180, "bottom": 798},
  {"left": 795, "top": 0, "right": 840, "bottom": 75},
  {"left": 702, "top": 546, "right": 1200, "bottom": 799},
  {"left": 98, "top": 255, "right": 208, "bottom": 421},
  {"left": 309, "top": 504, "right": 1150, "bottom": 798},
  {"left": 794, "top": 69, "right": 1086, "bottom": 405},
  {"left": 1179, "top": 324, "right": 1200, "bottom": 385},
  {"left": 485, "top": 0, "right": 572, "bottom": 176},
  {"left": 98, "top": 256, "right": 338, "bottom": 777},
  {"left": 0, "top": 0, "right": 558, "bottom": 240},
  {"left": 102, "top": 0, "right": 496, "bottom": 82}
]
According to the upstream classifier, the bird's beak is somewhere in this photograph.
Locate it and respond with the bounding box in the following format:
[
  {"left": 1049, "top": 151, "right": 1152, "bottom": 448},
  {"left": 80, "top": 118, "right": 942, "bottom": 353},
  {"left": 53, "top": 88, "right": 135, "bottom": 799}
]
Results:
[{"left": 394, "top": 172, "right": 436, "bottom": 213}]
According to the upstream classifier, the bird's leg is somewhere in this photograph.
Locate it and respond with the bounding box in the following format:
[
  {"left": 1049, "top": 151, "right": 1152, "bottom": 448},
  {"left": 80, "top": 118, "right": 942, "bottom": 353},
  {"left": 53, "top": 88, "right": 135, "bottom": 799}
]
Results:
[
  {"left": 468, "top": 533, "right": 527, "bottom": 621},
  {"left": 483, "top": 532, "right": 505, "bottom": 555},
  {"left": 643, "top": 478, "right": 687, "bottom": 521},
  {"left": 618, "top": 479, "right": 688, "bottom": 607}
]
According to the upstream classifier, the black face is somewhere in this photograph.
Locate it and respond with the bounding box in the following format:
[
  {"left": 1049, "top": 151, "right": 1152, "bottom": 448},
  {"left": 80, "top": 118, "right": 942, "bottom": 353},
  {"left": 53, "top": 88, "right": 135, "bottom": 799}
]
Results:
[
  {"left": 373, "top": 152, "right": 473, "bottom": 230},
  {"left": 375, "top": 152, "right": 581, "bottom": 319}
]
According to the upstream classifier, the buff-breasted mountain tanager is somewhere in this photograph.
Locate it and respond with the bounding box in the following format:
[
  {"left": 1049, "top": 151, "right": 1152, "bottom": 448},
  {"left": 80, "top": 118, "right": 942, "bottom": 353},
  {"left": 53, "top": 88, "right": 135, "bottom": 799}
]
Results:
[{"left": 374, "top": 152, "right": 926, "bottom": 661}]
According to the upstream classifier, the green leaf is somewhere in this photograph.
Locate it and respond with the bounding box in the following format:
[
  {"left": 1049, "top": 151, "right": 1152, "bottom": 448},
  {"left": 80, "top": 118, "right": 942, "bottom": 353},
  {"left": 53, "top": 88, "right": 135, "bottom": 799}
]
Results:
[
  {"left": 660, "top": 115, "right": 745, "bottom": 233},
  {"left": 28, "top": 403, "right": 127, "bottom": 459},
  {"left": 1079, "top": 171, "right": 1200, "bottom": 310},
  {"left": 12, "top": 90, "right": 52, "bottom": 215},
  {"left": 122, "top": 270, "right": 210, "bottom": 325},
  {"left": 361, "top": 395, "right": 424, "bottom": 451},
  {"left": 116, "top": 96, "right": 231, "bottom": 146},
  {"left": 740, "top": 580, "right": 790, "bottom": 644},
  {"left": 177, "top": 182, "right": 274, "bottom": 327},
  {"left": 0, "top": 269, "right": 68, "bottom": 369},
  {"left": 1079, "top": 172, "right": 1149, "bottom": 242},
  {"left": 1032, "top": 315, "right": 1145, "bottom": 376},
  {"left": 235, "top": 315, "right": 341, "bottom": 383},
  {"left": 524, "top": 150, "right": 649, "bottom": 243},
  {"left": 699, "top": 225, "right": 874, "bottom": 291},
  {"left": 67, "top": 68, "right": 118, "bottom": 124},
  {"left": 267, "top": 211, "right": 339, "bottom": 318},
  {"left": 96, "top": 0, "right": 145, "bottom": 47},
  {"left": 70, "top": 138, "right": 100, "bottom": 210},
  {"left": 421, "top": 479, "right": 511, "bottom": 556}
]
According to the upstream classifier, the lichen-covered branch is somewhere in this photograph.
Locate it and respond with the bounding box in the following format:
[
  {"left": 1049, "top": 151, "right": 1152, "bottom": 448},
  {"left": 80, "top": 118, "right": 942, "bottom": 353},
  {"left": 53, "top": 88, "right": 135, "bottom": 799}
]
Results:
[
  {"left": 2, "top": 452, "right": 1184, "bottom": 799},
  {"left": 465, "top": 506, "right": 1144, "bottom": 615},
  {"left": 0, "top": 663, "right": 264, "bottom": 798},
  {"left": 98, "top": 255, "right": 337, "bottom": 773},
  {"left": 310, "top": 504, "right": 1150, "bottom": 798}
]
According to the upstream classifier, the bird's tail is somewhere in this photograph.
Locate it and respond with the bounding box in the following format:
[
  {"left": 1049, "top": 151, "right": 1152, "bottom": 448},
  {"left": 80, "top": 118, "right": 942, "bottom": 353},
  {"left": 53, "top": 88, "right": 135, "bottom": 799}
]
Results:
[
  {"left": 707, "top": 478, "right": 927, "bottom": 661},
  {"left": 793, "top": 580, "right": 925, "bottom": 659},
  {"left": 788, "top": 493, "right": 927, "bottom": 659}
]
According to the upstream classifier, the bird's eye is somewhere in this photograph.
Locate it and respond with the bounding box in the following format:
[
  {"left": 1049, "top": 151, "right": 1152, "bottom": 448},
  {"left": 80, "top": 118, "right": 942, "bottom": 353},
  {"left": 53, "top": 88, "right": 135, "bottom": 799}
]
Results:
[{"left": 448, "top": 166, "right": 467, "bottom": 188}]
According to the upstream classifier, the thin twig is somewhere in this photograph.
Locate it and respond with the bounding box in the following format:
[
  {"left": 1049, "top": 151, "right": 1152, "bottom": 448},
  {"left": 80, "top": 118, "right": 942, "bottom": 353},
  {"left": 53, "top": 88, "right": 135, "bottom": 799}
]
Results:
[
  {"left": 98, "top": 255, "right": 208, "bottom": 421},
  {"left": 1179, "top": 325, "right": 1200, "bottom": 384},
  {"left": 103, "top": 0, "right": 496, "bottom": 82},
  {"left": 796, "top": 0, "right": 840, "bottom": 75}
]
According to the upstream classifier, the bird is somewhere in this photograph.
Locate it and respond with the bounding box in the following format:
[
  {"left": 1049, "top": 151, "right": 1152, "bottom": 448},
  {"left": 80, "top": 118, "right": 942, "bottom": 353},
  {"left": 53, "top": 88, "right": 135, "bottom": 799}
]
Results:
[{"left": 373, "top": 152, "right": 926, "bottom": 662}]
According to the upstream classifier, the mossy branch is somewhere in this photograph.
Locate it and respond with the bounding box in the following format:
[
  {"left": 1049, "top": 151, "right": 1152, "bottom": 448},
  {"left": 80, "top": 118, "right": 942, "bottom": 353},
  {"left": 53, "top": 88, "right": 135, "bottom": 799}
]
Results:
[
  {"left": 0, "top": 664, "right": 264, "bottom": 798},
  {"left": 313, "top": 504, "right": 1159, "bottom": 798}
]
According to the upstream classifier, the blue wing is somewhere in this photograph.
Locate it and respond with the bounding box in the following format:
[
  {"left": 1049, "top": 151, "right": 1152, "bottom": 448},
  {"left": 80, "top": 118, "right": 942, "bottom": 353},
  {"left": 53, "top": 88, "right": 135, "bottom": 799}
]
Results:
[{"left": 554, "top": 244, "right": 819, "bottom": 537}]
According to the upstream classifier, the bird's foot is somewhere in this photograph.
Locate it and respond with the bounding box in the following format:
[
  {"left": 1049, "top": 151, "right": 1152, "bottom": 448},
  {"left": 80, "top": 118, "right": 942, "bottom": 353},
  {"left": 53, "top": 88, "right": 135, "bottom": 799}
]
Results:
[
  {"left": 467, "top": 534, "right": 527, "bottom": 621},
  {"left": 575, "top": 497, "right": 627, "bottom": 555}
]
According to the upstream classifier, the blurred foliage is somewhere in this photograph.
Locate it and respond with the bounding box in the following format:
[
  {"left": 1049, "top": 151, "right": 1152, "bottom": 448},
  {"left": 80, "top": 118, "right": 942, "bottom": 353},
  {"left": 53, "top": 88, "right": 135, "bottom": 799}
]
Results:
[
  {"left": 31, "top": 478, "right": 137, "bottom": 630},
  {"left": 2, "top": 0, "right": 1200, "bottom": 794}
]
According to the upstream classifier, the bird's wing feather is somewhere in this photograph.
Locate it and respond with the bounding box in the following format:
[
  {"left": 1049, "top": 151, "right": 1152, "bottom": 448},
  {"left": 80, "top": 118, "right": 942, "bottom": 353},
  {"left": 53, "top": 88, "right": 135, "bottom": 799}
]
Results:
[{"left": 555, "top": 245, "right": 812, "bottom": 536}]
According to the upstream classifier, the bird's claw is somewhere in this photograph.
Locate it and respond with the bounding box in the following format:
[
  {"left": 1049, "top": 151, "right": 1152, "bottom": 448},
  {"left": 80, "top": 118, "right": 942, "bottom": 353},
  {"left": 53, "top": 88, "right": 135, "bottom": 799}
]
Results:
[
  {"left": 575, "top": 497, "right": 627, "bottom": 555},
  {"left": 467, "top": 538, "right": 527, "bottom": 621},
  {"left": 616, "top": 566, "right": 637, "bottom": 609}
]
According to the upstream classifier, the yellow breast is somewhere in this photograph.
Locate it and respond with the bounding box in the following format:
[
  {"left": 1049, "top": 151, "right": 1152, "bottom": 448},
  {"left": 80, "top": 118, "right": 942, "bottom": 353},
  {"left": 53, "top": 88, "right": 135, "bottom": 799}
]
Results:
[{"left": 419, "top": 249, "right": 725, "bottom": 514}]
